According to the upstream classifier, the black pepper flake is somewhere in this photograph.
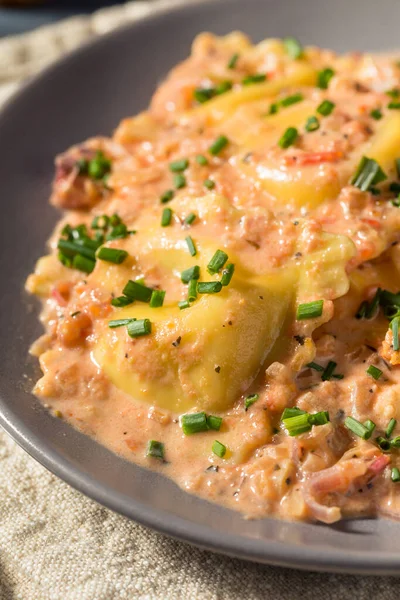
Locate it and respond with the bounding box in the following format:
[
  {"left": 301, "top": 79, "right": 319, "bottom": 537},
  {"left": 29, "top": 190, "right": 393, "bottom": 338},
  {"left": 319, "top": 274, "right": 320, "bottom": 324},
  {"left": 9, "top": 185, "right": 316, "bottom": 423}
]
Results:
[
  {"left": 285, "top": 477, "right": 291, "bottom": 485},
  {"left": 369, "top": 389, "right": 373, "bottom": 393},
  {"left": 392, "top": 241, "right": 399, "bottom": 247},
  {"left": 123, "top": 431, "right": 127, "bottom": 435},
  {"left": 365, "top": 344, "right": 377, "bottom": 352},
  {"left": 206, "top": 465, "right": 219, "bottom": 473},
  {"left": 293, "top": 220, "right": 299, "bottom": 226},
  {"left": 295, "top": 251, "right": 302, "bottom": 258},
  {"left": 242, "top": 152, "right": 253, "bottom": 163},
  {"left": 259, "top": 295, "right": 264, "bottom": 300},
  {"left": 246, "top": 239, "right": 260, "bottom": 250},
  {"left": 233, "top": 490, "right": 240, "bottom": 497},
  {"left": 358, "top": 488, "right": 363, "bottom": 493},
  {"left": 172, "top": 336, "right": 182, "bottom": 347},
  {"left": 367, "top": 482, "right": 373, "bottom": 489},
  {"left": 273, "top": 464, "right": 281, "bottom": 471},
  {"left": 294, "top": 334, "right": 305, "bottom": 345},
  {"left": 125, "top": 353, "right": 129, "bottom": 359},
  {"left": 228, "top": 320, "right": 233, "bottom": 326},
  {"left": 215, "top": 365, "right": 221, "bottom": 373}
]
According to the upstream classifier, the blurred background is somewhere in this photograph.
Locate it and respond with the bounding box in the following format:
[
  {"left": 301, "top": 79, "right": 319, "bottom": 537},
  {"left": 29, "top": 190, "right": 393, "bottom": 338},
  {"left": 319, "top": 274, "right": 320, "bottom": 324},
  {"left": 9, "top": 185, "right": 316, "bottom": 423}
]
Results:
[{"left": 0, "top": 1, "right": 126, "bottom": 36}]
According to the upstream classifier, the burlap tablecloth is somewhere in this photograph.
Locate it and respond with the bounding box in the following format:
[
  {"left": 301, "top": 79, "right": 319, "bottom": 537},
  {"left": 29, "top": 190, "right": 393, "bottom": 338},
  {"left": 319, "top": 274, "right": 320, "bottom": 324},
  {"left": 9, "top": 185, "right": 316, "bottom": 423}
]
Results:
[{"left": 0, "top": 3, "right": 399, "bottom": 597}]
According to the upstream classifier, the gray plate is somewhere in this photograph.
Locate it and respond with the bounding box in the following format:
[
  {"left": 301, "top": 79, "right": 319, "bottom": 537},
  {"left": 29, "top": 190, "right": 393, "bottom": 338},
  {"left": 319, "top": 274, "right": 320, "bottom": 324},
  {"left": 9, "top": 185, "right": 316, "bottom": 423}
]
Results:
[{"left": 1, "top": 0, "right": 400, "bottom": 575}]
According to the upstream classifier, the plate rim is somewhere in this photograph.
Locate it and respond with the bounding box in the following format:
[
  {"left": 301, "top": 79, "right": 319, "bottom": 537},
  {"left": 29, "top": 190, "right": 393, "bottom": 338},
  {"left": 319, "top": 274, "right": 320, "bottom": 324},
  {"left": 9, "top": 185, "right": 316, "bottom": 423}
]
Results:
[{"left": 1, "top": 0, "right": 399, "bottom": 575}]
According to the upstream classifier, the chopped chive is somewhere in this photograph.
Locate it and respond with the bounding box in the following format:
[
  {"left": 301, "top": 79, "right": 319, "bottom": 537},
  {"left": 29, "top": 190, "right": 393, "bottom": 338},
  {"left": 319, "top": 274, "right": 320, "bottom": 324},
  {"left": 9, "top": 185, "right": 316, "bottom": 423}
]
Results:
[
  {"left": 268, "top": 102, "right": 279, "bottom": 115},
  {"left": 204, "top": 179, "right": 215, "bottom": 190},
  {"left": 178, "top": 300, "right": 190, "bottom": 310},
  {"left": 242, "top": 73, "right": 267, "bottom": 86},
  {"left": 216, "top": 80, "right": 233, "bottom": 95},
  {"left": 317, "top": 99, "right": 335, "bottom": 116},
  {"left": 108, "top": 318, "right": 133, "bottom": 328},
  {"left": 388, "top": 101, "right": 400, "bottom": 110},
  {"left": 207, "top": 415, "right": 222, "bottom": 431},
  {"left": 395, "top": 158, "right": 400, "bottom": 179},
  {"left": 387, "top": 88, "right": 400, "bottom": 98},
  {"left": 366, "top": 365, "right": 383, "bottom": 380},
  {"left": 111, "top": 295, "right": 132, "bottom": 308},
  {"left": 281, "top": 407, "right": 307, "bottom": 419},
  {"left": 386, "top": 418, "right": 397, "bottom": 438},
  {"left": 96, "top": 247, "right": 128, "bottom": 264},
  {"left": 61, "top": 223, "right": 73, "bottom": 239},
  {"left": 87, "top": 151, "right": 111, "bottom": 180},
  {"left": 76, "top": 158, "right": 88, "bottom": 175},
  {"left": 344, "top": 416, "right": 370, "bottom": 439},
  {"left": 308, "top": 411, "right": 330, "bottom": 426},
  {"left": 296, "top": 300, "right": 324, "bottom": 320},
  {"left": 123, "top": 280, "right": 152, "bottom": 303},
  {"left": 392, "top": 196, "right": 400, "bottom": 207},
  {"left": 221, "top": 263, "right": 235, "bottom": 286},
  {"left": 57, "top": 239, "right": 96, "bottom": 261},
  {"left": 317, "top": 67, "right": 335, "bottom": 89},
  {"left": 392, "top": 315, "right": 400, "bottom": 351},
  {"left": 283, "top": 413, "right": 312, "bottom": 436},
  {"left": 332, "top": 373, "right": 344, "bottom": 380},
  {"left": 173, "top": 174, "right": 186, "bottom": 189},
  {"left": 227, "top": 52, "right": 239, "bottom": 69},
  {"left": 197, "top": 281, "right": 222, "bottom": 294},
  {"left": 160, "top": 189, "right": 174, "bottom": 204},
  {"left": 278, "top": 126, "right": 298, "bottom": 149},
  {"left": 194, "top": 87, "right": 215, "bottom": 104},
  {"left": 195, "top": 154, "right": 208, "bottom": 166},
  {"left": 355, "top": 300, "right": 368, "bottom": 319},
  {"left": 106, "top": 223, "right": 128, "bottom": 240},
  {"left": 207, "top": 249, "right": 228, "bottom": 274},
  {"left": 212, "top": 440, "right": 227, "bottom": 458},
  {"left": 91, "top": 215, "right": 110, "bottom": 230},
  {"left": 244, "top": 394, "right": 259, "bottom": 411},
  {"left": 184, "top": 212, "right": 197, "bottom": 226},
  {"left": 109, "top": 214, "right": 121, "bottom": 226},
  {"left": 321, "top": 361, "right": 337, "bottom": 381},
  {"left": 364, "top": 420, "right": 376, "bottom": 437},
  {"left": 376, "top": 436, "right": 391, "bottom": 451},
  {"left": 305, "top": 116, "right": 320, "bottom": 132},
  {"left": 392, "top": 467, "right": 400, "bottom": 482},
  {"left": 181, "top": 265, "right": 200, "bottom": 283},
  {"left": 185, "top": 236, "right": 197, "bottom": 256},
  {"left": 181, "top": 412, "right": 208, "bottom": 435},
  {"left": 161, "top": 207, "right": 173, "bottom": 227},
  {"left": 169, "top": 159, "right": 189, "bottom": 173},
  {"left": 370, "top": 108, "right": 383, "bottom": 120},
  {"left": 146, "top": 440, "right": 165, "bottom": 460},
  {"left": 149, "top": 290, "right": 165, "bottom": 308},
  {"left": 306, "top": 361, "right": 324, "bottom": 372},
  {"left": 188, "top": 278, "right": 198, "bottom": 302},
  {"left": 72, "top": 254, "right": 95, "bottom": 273},
  {"left": 391, "top": 436, "right": 400, "bottom": 448},
  {"left": 280, "top": 93, "right": 304, "bottom": 107},
  {"left": 127, "top": 318, "right": 151, "bottom": 338},
  {"left": 283, "top": 37, "right": 303, "bottom": 59},
  {"left": 351, "top": 156, "right": 387, "bottom": 191},
  {"left": 209, "top": 135, "right": 229, "bottom": 156},
  {"left": 365, "top": 288, "right": 381, "bottom": 319}
]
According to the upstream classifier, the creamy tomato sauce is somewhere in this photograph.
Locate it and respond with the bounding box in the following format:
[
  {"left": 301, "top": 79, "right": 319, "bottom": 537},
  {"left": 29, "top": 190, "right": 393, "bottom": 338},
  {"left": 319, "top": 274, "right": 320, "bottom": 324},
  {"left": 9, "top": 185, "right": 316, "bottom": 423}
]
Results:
[{"left": 26, "top": 34, "right": 400, "bottom": 523}]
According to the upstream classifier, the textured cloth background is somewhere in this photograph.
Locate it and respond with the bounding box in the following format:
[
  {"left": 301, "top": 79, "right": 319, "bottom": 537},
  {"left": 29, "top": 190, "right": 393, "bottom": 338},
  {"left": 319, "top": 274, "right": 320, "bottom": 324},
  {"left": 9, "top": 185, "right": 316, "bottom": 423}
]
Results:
[{"left": 1, "top": 2, "right": 400, "bottom": 598}]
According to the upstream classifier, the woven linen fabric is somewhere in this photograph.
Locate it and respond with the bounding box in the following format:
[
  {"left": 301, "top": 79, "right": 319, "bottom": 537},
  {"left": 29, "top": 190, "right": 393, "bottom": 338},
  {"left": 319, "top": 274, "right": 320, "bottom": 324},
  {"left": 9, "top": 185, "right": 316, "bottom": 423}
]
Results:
[{"left": 1, "top": 3, "right": 400, "bottom": 598}]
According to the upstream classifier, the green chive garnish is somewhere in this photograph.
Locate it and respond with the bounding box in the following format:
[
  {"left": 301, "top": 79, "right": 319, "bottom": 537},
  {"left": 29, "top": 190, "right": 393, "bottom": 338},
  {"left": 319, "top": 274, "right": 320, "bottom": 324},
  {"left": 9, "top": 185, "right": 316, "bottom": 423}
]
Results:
[
  {"left": 184, "top": 212, "right": 197, "bottom": 226},
  {"left": 242, "top": 74, "right": 266, "bottom": 86},
  {"left": 283, "top": 413, "right": 312, "bottom": 436},
  {"left": 364, "top": 420, "right": 376, "bottom": 436},
  {"left": 57, "top": 239, "right": 96, "bottom": 261},
  {"left": 280, "top": 93, "right": 304, "bottom": 107},
  {"left": 160, "top": 189, "right": 174, "bottom": 204},
  {"left": 212, "top": 440, "right": 227, "bottom": 458},
  {"left": 169, "top": 159, "right": 189, "bottom": 173},
  {"left": 146, "top": 440, "right": 165, "bottom": 460},
  {"left": 197, "top": 281, "right": 222, "bottom": 294},
  {"left": 227, "top": 53, "right": 239, "bottom": 69},
  {"left": 308, "top": 411, "right": 330, "bottom": 426},
  {"left": 391, "top": 467, "right": 400, "bottom": 482},
  {"left": 317, "top": 99, "right": 335, "bottom": 116},
  {"left": 178, "top": 300, "right": 190, "bottom": 310},
  {"left": 106, "top": 223, "right": 128, "bottom": 240},
  {"left": 127, "top": 318, "right": 151, "bottom": 338},
  {"left": 181, "top": 412, "right": 208, "bottom": 435},
  {"left": 391, "top": 436, "right": 400, "bottom": 448},
  {"left": 320, "top": 361, "right": 337, "bottom": 381},
  {"left": 195, "top": 154, "right": 208, "bottom": 166},
  {"left": 181, "top": 265, "right": 200, "bottom": 283},
  {"left": 305, "top": 116, "right": 320, "bottom": 132},
  {"left": 149, "top": 290, "right": 165, "bottom": 308},
  {"left": 207, "top": 415, "right": 222, "bottom": 431},
  {"left": 344, "top": 416, "right": 370, "bottom": 439},
  {"left": 91, "top": 215, "right": 110, "bottom": 230},
  {"left": 386, "top": 418, "right": 397, "bottom": 438},
  {"left": 111, "top": 296, "right": 132, "bottom": 308},
  {"left": 185, "top": 236, "right": 197, "bottom": 256},
  {"left": 96, "top": 247, "right": 128, "bottom": 264},
  {"left": 281, "top": 407, "right": 307, "bottom": 419},
  {"left": 278, "top": 127, "right": 298, "bottom": 149},
  {"left": 268, "top": 103, "right": 278, "bottom": 115},
  {"left": 216, "top": 81, "right": 233, "bottom": 95},
  {"left": 388, "top": 101, "right": 400, "bottom": 110},
  {"left": 306, "top": 362, "right": 324, "bottom": 372},
  {"left": 86, "top": 151, "right": 112, "bottom": 181},
  {"left": 161, "top": 207, "right": 173, "bottom": 227},
  {"left": 370, "top": 108, "right": 383, "bottom": 120},
  {"left": 194, "top": 88, "right": 215, "bottom": 104},
  {"left": 123, "top": 280, "right": 152, "bottom": 303},
  {"left": 204, "top": 179, "right": 215, "bottom": 190},
  {"left": 392, "top": 315, "right": 400, "bottom": 351},
  {"left": 72, "top": 255, "right": 95, "bottom": 273},
  {"left": 221, "top": 263, "right": 235, "bottom": 286},
  {"left": 366, "top": 365, "right": 383, "bottom": 380},
  {"left": 351, "top": 156, "right": 387, "bottom": 191},
  {"left": 108, "top": 318, "right": 133, "bottom": 328},
  {"left": 376, "top": 436, "right": 391, "bottom": 451},
  {"left": 207, "top": 249, "right": 228, "bottom": 275},
  {"left": 296, "top": 300, "right": 324, "bottom": 320},
  {"left": 283, "top": 37, "right": 303, "bottom": 59},
  {"left": 317, "top": 67, "right": 335, "bottom": 89},
  {"left": 173, "top": 174, "right": 186, "bottom": 189},
  {"left": 245, "top": 393, "right": 259, "bottom": 411},
  {"left": 188, "top": 279, "right": 198, "bottom": 302},
  {"left": 209, "top": 135, "right": 229, "bottom": 156}
]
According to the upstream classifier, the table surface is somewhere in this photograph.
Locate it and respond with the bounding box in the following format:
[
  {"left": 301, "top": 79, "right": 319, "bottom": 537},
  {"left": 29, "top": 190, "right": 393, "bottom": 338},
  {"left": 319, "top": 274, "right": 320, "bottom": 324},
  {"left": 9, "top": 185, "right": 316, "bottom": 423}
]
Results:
[{"left": 0, "top": 1, "right": 123, "bottom": 37}]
